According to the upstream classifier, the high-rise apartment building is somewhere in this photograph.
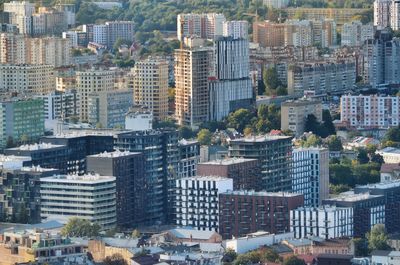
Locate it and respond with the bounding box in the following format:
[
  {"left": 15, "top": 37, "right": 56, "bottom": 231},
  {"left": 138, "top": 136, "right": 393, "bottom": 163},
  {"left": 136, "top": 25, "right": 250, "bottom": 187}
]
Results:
[
  {"left": 0, "top": 64, "right": 55, "bottom": 95},
  {"left": 76, "top": 69, "right": 116, "bottom": 122},
  {"left": 40, "top": 174, "right": 117, "bottom": 229},
  {"left": 341, "top": 21, "right": 376, "bottom": 46},
  {"left": 362, "top": 30, "right": 400, "bottom": 87},
  {"left": 87, "top": 151, "right": 146, "bottom": 227},
  {"left": 0, "top": 166, "right": 59, "bottom": 223},
  {"left": 291, "top": 206, "right": 354, "bottom": 239},
  {"left": 323, "top": 193, "right": 386, "bottom": 237},
  {"left": 223, "top": 21, "right": 248, "bottom": 39},
  {"left": 209, "top": 37, "right": 253, "bottom": 121},
  {"left": 391, "top": 0, "right": 400, "bottom": 30},
  {"left": 131, "top": 58, "right": 169, "bottom": 120},
  {"left": 264, "top": 0, "right": 290, "bottom": 8},
  {"left": 0, "top": 98, "right": 45, "bottom": 148},
  {"left": 177, "top": 13, "right": 226, "bottom": 41},
  {"left": 175, "top": 176, "right": 233, "bottom": 231},
  {"left": 253, "top": 21, "right": 285, "bottom": 47},
  {"left": 340, "top": 94, "right": 400, "bottom": 129},
  {"left": 281, "top": 99, "right": 323, "bottom": 137},
  {"left": 229, "top": 135, "right": 293, "bottom": 192},
  {"left": 105, "top": 21, "right": 135, "bottom": 47},
  {"left": 175, "top": 47, "right": 213, "bottom": 127},
  {"left": 177, "top": 139, "right": 200, "bottom": 178},
  {"left": 3, "top": 1, "right": 35, "bottom": 35},
  {"left": 219, "top": 191, "right": 304, "bottom": 239},
  {"left": 374, "top": 0, "right": 393, "bottom": 29},
  {"left": 287, "top": 61, "right": 356, "bottom": 96},
  {"left": 197, "top": 158, "right": 262, "bottom": 191},
  {"left": 285, "top": 20, "right": 313, "bottom": 47},
  {"left": 114, "top": 129, "right": 179, "bottom": 224},
  {"left": 87, "top": 89, "right": 133, "bottom": 129},
  {"left": 292, "top": 147, "right": 329, "bottom": 207},
  {"left": 35, "top": 90, "right": 79, "bottom": 123}
]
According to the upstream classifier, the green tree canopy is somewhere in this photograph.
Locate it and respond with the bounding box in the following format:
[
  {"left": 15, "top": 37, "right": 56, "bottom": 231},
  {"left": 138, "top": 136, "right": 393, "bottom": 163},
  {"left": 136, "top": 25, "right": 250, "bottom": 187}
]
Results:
[
  {"left": 367, "top": 224, "right": 391, "bottom": 252},
  {"left": 61, "top": 217, "right": 101, "bottom": 237},
  {"left": 104, "top": 253, "right": 128, "bottom": 265},
  {"left": 197, "top": 129, "right": 212, "bottom": 145},
  {"left": 327, "top": 135, "right": 343, "bottom": 151},
  {"left": 283, "top": 256, "right": 306, "bottom": 265}
]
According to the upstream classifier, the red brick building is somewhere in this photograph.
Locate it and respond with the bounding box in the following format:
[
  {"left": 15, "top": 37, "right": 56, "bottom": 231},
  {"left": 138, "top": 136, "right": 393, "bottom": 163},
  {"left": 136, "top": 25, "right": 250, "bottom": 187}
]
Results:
[{"left": 219, "top": 191, "right": 304, "bottom": 239}]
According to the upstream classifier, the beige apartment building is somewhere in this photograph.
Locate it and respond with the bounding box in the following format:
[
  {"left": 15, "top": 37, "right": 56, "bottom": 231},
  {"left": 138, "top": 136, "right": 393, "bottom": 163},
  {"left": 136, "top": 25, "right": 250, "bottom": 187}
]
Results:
[
  {"left": 0, "top": 64, "right": 55, "bottom": 95},
  {"left": 175, "top": 47, "right": 213, "bottom": 128},
  {"left": 130, "top": 58, "right": 169, "bottom": 120},
  {"left": 253, "top": 21, "right": 285, "bottom": 47},
  {"left": 0, "top": 33, "right": 71, "bottom": 67},
  {"left": 281, "top": 98, "right": 322, "bottom": 136},
  {"left": 76, "top": 69, "right": 116, "bottom": 122}
]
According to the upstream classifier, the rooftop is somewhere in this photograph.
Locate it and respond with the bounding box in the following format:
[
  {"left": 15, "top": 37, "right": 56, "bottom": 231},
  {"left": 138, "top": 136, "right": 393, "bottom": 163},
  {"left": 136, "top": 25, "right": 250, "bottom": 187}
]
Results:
[
  {"left": 20, "top": 166, "right": 58, "bottom": 173},
  {"left": 378, "top": 147, "right": 400, "bottom": 155},
  {"left": 380, "top": 163, "right": 400, "bottom": 173},
  {"left": 198, "top": 157, "right": 258, "bottom": 165},
  {"left": 46, "top": 129, "right": 118, "bottom": 139},
  {"left": 0, "top": 155, "right": 31, "bottom": 163},
  {"left": 221, "top": 190, "right": 302, "bottom": 198},
  {"left": 7, "top": 143, "right": 65, "bottom": 151},
  {"left": 87, "top": 150, "right": 141, "bottom": 158},
  {"left": 40, "top": 174, "right": 115, "bottom": 184},
  {"left": 230, "top": 134, "right": 292, "bottom": 143},
  {"left": 178, "top": 139, "right": 199, "bottom": 146},
  {"left": 282, "top": 98, "right": 321, "bottom": 106},
  {"left": 356, "top": 180, "right": 400, "bottom": 190},
  {"left": 294, "top": 205, "right": 351, "bottom": 212},
  {"left": 169, "top": 227, "right": 218, "bottom": 240},
  {"left": 326, "top": 192, "right": 383, "bottom": 202},
  {"left": 181, "top": 176, "right": 232, "bottom": 182}
]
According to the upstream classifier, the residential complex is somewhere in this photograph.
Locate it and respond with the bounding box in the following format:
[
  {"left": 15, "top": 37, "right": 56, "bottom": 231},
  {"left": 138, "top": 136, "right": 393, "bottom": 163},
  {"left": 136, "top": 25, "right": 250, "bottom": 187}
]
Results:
[
  {"left": 175, "top": 47, "right": 213, "bottom": 127},
  {"left": 0, "top": 98, "right": 45, "bottom": 148},
  {"left": 197, "top": 158, "right": 262, "bottom": 190},
  {"left": 175, "top": 176, "right": 233, "bottom": 231},
  {"left": 340, "top": 94, "right": 400, "bottom": 129},
  {"left": 287, "top": 61, "right": 356, "bottom": 96},
  {"left": 229, "top": 135, "right": 293, "bottom": 192},
  {"left": 253, "top": 21, "right": 285, "bottom": 47},
  {"left": 219, "top": 191, "right": 304, "bottom": 239},
  {"left": 40, "top": 174, "right": 117, "bottom": 229},
  {"left": 87, "top": 151, "right": 146, "bottom": 227},
  {"left": 35, "top": 90, "right": 79, "bottom": 123},
  {"left": 374, "top": 0, "right": 392, "bottom": 29},
  {"left": 223, "top": 20, "right": 249, "bottom": 39},
  {"left": 291, "top": 206, "right": 354, "bottom": 239},
  {"left": 281, "top": 99, "right": 323, "bottom": 137},
  {"left": 292, "top": 147, "right": 330, "bottom": 207},
  {"left": 341, "top": 21, "right": 376, "bottom": 46},
  {"left": 131, "top": 58, "right": 169, "bottom": 120},
  {"left": 0, "top": 64, "right": 55, "bottom": 95},
  {"left": 83, "top": 21, "right": 134, "bottom": 47},
  {"left": 177, "top": 13, "right": 226, "bottom": 41}
]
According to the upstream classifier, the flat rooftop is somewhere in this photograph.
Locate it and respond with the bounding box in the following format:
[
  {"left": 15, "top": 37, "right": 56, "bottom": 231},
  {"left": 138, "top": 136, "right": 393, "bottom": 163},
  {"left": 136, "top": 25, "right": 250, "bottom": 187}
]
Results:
[
  {"left": 20, "top": 166, "right": 58, "bottom": 173},
  {"left": 326, "top": 192, "right": 383, "bottom": 202},
  {"left": 87, "top": 150, "right": 141, "bottom": 158},
  {"left": 198, "top": 157, "right": 258, "bottom": 165},
  {"left": 230, "top": 135, "right": 292, "bottom": 143},
  {"left": 41, "top": 174, "right": 115, "bottom": 184},
  {"left": 180, "top": 176, "right": 231, "bottom": 182},
  {"left": 378, "top": 147, "right": 400, "bottom": 154},
  {"left": 7, "top": 143, "right": 65, "bottom": 151},
  {"left": 221, "top": 190, "right": 302, "bottom": 198},
  {"left": 356, "top": 180, "right": 400, "bottom": 190},
  {"left": 0, "top": 155, "right": 31, "bottom": 162}
]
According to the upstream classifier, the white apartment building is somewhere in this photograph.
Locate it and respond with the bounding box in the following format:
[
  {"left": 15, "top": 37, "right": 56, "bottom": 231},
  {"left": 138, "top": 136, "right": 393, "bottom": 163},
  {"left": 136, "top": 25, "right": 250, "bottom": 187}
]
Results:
[
  {"left": 35, "top": 90, "right": 79, "bottom": 122},
  {"left": 177, "top": 13, "right": 226, "bottom": 41},
  {"left": 291, "top": 206, "right": 354, "bottom": 239},
  {"left": 40, "top": 174, "right": 116, "bottom": 229},
  {"left": 391, "top": 0, "right": 400, "bottom": 30},
  {"left": 292, "top": 147, "right": 329, "bottom": 207},
  {"left": 0, "top": 64, "right": 55, "bottom": 95},
  {"left": 374, "top": 0, "right": 392, "bottom": 29},
  {"left": 76, "top": 69, "right": 116, "bottom": 122},
  {"left": 223, "top": 21, "right": 249, "bottom": 39},
  {"left": 175, "top": 176, "right": 233, "bottom": 231},
  {"left": 131, "top": 58, "right": 169, "bottom": 120},
  {"left": 340, "top": 94, "right": 400, "bottom": 129},
  {"left": 4, "top": 1, "right": 35, "bottom": 35},
  {"left": 341, "top": 21, "right": 375, "bottom": 46},
  {"left": 93, "top": 24, "right": 108, "bottom": 45},
  {"left": 377, "top": 147, "right": 400, "bottom": 164},
  {"left": 264, "top": 0, "right": 290, "bottom": 8},
  {"left": 285, "top": 20, "right": 313, "bottom": 47}
]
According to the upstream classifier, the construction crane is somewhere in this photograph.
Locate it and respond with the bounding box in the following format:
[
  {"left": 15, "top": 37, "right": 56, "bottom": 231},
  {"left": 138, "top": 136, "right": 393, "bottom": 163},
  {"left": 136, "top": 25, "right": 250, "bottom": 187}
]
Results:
[{"left": 244, "top": 9, "right": 259, "bottom": 23}]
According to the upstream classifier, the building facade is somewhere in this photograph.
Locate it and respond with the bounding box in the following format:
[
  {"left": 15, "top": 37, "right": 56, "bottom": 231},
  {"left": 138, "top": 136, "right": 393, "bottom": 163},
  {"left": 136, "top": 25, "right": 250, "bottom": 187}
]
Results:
[
  {"left": 219, "top": 191, "right": 304, "bottom": 239},
  {"left": 177, "top": 13, "right": 226, "bottom": 40},
  {"left": 292, "top": 147, "right": 330, "bottom": 207},
  {"left": 223, "top": 21, "right": 248, "bottom": 39},
  {"left": 40, "top": 174, "right": 117, "bottom": 229},
  {"left": 291, "top": 206, "right": 354, "bottom": 239},
  {"left": 340, "top": 95, "right": 400, "bottom": 129},
  {"left": 229, "top": 135, "right": 293, "bottom": 192},
  {"left": 175, "top": 176, "right": 233, "bottom": 231},
  {"left": 86, "top": 151, "right": 146, "bottom": 227}
]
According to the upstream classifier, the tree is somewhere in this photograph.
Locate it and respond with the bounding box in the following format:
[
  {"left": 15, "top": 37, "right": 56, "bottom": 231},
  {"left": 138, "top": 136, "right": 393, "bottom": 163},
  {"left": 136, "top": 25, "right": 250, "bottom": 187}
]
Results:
[
  {"left": 263, "top": 66, "right": 281, "bottom": 92},
  {"left": 353, "top": 238, "right": 369, "bottom": 257},
  {"left": 61, "top": 217, "right": 101, "bottom": 237},
  {"left": 131, "top": 229, "right": 140, "bottom": 238},
  {"left": 222, "top": 248, "right": 237, "bottom": 264},
  {"left": 327, "top": 135, "right": 343, "bottom": 151},
  {"left": 243, "top": 127, "right": 253, "bottom": 136},
  {"left": 197, "top": 129, "right": 212, "bottom": 145},
  {"left": 322, "top": 109, "right": 336, "bottom": 136},
  {"left": 178, "top": 126, "right": 194, "bottom": 139},
  {"left": 371, "top": 153, "right": 384, "bottom": 165},
  {"left": 330, "top": 184, "right": 351, "bottom": 194},
  {"left": 226, "top": 108, "right": 255, "bottom": 133},
  {"left": 301, "top": 134, "right": 322, "bottom": 147},
  {"left": 383, "top": 126, "right": 400, "bottom": 145},
  {"left": 104, "top": 253, "right": 128, "bottom": 265},
  {"left": 329, "top": 163, "right": 353, "bottom": 186},
  {"left": 367, "top": 224, "right": 391, "bottom": 252},
  {"left": 262, "top": 248, "right": 280, "bottom": 262},
  {"left": 284, "top": 256, "right": 306, "bottom": 265},
  {"left": 357, "top": 148, "right": 370, "bottom": 164},
  {"left": 304, "top": 114, "right": 320, "bottom": 134},
  {"left": 20, "top": 134, "right": 29, "bottom": 144}
]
